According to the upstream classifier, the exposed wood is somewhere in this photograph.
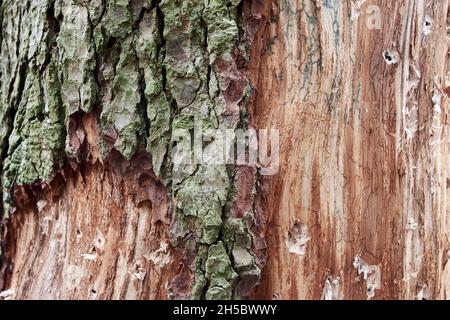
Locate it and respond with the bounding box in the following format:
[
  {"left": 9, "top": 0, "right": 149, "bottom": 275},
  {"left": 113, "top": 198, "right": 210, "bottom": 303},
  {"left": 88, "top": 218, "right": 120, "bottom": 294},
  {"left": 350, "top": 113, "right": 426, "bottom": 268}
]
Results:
[
  {"left": 248, "top": 0, "right": 449, "bottom": 299},
  {"left": 4, "top": 155, "right": 175, "bottom": 299}
]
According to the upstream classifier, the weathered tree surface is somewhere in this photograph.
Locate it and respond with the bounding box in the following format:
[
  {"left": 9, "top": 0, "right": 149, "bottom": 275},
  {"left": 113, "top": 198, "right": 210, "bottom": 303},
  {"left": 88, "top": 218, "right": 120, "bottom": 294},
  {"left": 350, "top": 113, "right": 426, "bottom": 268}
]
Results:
[{"left": 0, "top": 0, "right": 448, "bottom": 300}]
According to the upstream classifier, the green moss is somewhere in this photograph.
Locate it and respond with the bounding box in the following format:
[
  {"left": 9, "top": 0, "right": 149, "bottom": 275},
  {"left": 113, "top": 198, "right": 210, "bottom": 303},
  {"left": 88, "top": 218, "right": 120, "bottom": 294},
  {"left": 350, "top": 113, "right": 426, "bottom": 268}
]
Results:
[
  {"left": 223, "top": 218, "right": 260, "bottom": 274},
  {"left": 135, "top": 9, "right": 171, "bottom": 175},
  {"left": 203, "top": 0, "right": 240, "bottom": 61},
  {"left": 58, "top": 4, "right": 97, "bottom": 114},
  {"left": 174, "top": 164, "right": 229, "bottom": 243},
  {"left": 0, "top": 0, "right": 256, "bottom": 301},
  {"left": 2, "top": 61, "right": 64, "bottom": 197},
  {"left": 160, "top": 0, "right": 206, "bottom": 109},
  {"left": 204, "top": 241, "right": 237, "bottom": 300},
  {"left": 147, "top": 94, "right": 171, "bottom": 175},
  {"left": 160, "top": 0, "right": 255, "bottom": 299},
  {"left": 191, "top": 244, "right": 209, "bottom": 299},
  {"left": 172, "top": 114, "right": 194, "bottom": 131},
  {"left": 100, "top": 38, "right": 142, "bottom": 160},
  {"left": 102, "top": 0, "right": 134, "bottom": 39}
]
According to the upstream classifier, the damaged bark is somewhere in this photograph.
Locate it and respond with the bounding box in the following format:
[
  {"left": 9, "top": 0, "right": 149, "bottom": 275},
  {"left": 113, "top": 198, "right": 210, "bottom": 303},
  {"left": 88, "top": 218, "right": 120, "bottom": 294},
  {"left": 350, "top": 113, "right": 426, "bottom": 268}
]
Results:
[
  {"left": 248, "top": 0, "right": 449, "bottom": 300},
  {"left": 0, "top": 0, "right": 262, "bottom": 300},
  {"left": 0, "top": 0, "right": 449, "bottom": 300}
]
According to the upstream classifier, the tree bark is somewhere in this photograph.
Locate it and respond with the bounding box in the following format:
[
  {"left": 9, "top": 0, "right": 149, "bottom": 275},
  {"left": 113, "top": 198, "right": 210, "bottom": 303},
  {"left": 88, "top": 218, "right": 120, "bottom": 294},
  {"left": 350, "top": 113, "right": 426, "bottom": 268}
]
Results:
[{"left": 0, "top": 0, "right": 449, "bottom": 300}]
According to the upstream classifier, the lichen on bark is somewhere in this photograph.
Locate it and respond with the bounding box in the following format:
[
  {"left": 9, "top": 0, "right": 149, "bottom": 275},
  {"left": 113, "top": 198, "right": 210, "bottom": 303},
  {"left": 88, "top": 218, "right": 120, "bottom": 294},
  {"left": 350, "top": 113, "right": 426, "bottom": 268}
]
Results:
[
  {"left": 0, "top": 0, "right": 261, "bottom": 300},
  {"left": 57, "top": 1, "right": 97, "bottom": 115},
  {"left": 1, "top": 0, "right": 65, "bottom": 216},
  {"left": 161, "top": 0, "right": 261, "bottom": 299}
]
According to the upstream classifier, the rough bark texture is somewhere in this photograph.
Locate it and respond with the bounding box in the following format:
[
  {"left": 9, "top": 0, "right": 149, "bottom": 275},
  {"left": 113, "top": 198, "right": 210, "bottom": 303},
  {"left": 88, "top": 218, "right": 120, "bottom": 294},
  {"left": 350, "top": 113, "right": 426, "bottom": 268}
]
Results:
[
  {"left": 0, "top": 0, "right": 262, "bottom": 300},
  {"left": 0, "top": 0, "right": 449, "bottom": 300}
]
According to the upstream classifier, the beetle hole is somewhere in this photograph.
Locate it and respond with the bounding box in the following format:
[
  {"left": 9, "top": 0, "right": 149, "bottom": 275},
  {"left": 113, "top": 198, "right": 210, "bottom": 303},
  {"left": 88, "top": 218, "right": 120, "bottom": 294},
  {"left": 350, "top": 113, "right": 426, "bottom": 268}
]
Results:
[{"left": 383, "top": 50, "right": 398, "bottom": 64}]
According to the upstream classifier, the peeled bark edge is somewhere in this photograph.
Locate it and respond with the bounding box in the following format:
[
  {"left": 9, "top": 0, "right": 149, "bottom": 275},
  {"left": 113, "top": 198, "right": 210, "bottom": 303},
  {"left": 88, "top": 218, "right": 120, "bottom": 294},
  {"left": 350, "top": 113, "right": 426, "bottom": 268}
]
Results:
[{"left": 0, "top": 0, "right": 267, "bottom": 300}]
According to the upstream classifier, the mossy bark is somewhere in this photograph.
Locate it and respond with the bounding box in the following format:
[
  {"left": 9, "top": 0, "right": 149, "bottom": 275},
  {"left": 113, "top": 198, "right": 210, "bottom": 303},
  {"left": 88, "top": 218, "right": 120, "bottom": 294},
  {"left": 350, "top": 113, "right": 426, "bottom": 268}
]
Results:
[
  {"left": 0, "top": 0, "right": 261, "bottom": 300},
  {"left": 0, "top": 0, "right": 449, "bottom": 300}
]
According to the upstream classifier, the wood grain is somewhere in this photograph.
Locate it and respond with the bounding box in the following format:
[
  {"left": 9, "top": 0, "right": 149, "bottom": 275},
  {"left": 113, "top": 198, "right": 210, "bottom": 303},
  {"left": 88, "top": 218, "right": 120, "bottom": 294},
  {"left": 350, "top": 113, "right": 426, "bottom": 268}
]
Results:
[{"left": 248, "top": 0, "right": 449, "bottom": 300}]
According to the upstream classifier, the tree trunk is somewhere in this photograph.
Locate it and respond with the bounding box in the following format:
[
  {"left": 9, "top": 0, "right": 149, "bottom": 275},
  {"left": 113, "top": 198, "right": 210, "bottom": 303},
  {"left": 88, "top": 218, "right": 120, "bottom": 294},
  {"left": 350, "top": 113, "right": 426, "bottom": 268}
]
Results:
[{"left": 0, "top": 0, "right": 448, "bottom": 300}]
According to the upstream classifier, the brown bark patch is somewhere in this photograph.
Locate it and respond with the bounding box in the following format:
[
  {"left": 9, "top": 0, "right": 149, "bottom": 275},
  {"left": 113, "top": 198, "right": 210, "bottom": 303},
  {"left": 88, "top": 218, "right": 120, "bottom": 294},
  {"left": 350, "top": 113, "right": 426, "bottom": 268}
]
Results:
[{"left": 2, "top": 153, "right": 183, "bottom": 300}]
